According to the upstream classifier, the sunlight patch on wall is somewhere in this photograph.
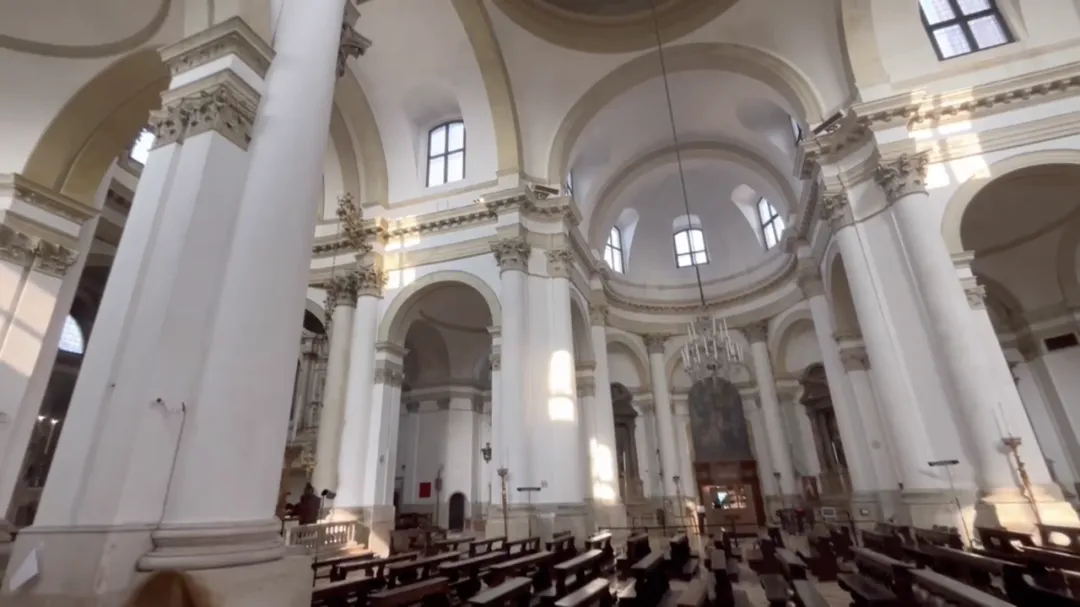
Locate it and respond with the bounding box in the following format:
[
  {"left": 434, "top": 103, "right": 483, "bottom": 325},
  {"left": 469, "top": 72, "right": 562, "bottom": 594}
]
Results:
[
  {"left": 548, "top": 350, "right": 576, "bottom": 422},
  {"left": 386, "top": 267, "right": 417, "bottom": 290}
]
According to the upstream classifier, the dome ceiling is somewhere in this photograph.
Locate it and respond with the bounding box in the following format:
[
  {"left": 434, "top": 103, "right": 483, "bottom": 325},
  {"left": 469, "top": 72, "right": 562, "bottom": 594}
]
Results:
[{"left": 492, "top": 0, "right": 735, "bottom": 53}]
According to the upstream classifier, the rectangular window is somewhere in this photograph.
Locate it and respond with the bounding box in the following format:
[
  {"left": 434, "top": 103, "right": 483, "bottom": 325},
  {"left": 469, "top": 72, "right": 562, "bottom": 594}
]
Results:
[
  {"left": 605, "top": 226, "right": 624, "bottom": 273},
  {"left": 674, "top": 228, "right": 708, "bottom": 268},
  {"left": 758, "top": 198, "right": 784, "bottom": 250},
  {"left": 427, "top": 121, "right": 466, "bottom": 187},
  {"left": 920, "top": 0, "right": 1011, "bottom": 60}
]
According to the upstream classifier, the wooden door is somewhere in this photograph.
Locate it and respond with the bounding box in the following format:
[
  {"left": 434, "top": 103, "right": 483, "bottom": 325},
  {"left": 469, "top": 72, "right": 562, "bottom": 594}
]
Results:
[{"left": 447, "top": 492, "right": 466, "bottom": 531}]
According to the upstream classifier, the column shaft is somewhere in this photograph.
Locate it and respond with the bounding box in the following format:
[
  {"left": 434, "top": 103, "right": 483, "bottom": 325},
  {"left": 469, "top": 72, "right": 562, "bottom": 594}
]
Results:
[
  {"left": 745, "top": 395, "right": 776, "bottom": 497},
  {"left": 841, "top": 349, "right": 899, "bottom": 492},
  {"left": 312, "top": 296, "right": 355, "bottom": 494},
  {"left": 491, "top": 239, "right": 530, "bottom": 503},
  {"left": 335, "top": 295, "right": 379, "bottom": 507},
  {"left": 748, "top": 336, "right": 796, "bottom": 495},
  {"left": 590, "top": 315, "right": 620, "bottom": 503},
  {"left": 542, "top": 252, "right": 584, "bottom": 505},
  {"left": 646, "top": 343, "right": 680, "bottom": 499},
  {"left": 792, "top": 403, "right": 822, "bottom": 477}
]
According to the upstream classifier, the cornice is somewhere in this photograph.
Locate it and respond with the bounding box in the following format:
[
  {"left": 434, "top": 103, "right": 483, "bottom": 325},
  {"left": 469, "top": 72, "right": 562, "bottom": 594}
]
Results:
[
  {"left": 159, "top": 16, "right": 274, "bottom": 79},
  {"left": 853, "top": 60, "right": 1080, "bottom": 131},
  {"left": 0, "top": 173, "right": 97, "bottom": 226}
]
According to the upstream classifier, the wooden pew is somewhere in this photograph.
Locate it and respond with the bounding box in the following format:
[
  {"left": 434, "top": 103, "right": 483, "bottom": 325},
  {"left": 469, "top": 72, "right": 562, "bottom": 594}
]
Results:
[
  {"left": 758, "top": 572, "right": 789, "bottom": 607},
  {"left": 1002, "top": 565, "right": 1080, "bottom": 607},
  {"left": 971, "top": 540, "right": 1080, "bottom": 598},
  {"left": 585, "top": 531, "right": 613, "bottom": 562},
  {"left": 1040, "top": 524, "right": 1080, "bottom": 554},
  {"left": 430, "top": 536, "right": 470, "bottom": 554},
  {"left": 369, "top": 576, "right": 450, "bottom": 607},
  {"left": 909, "top": 568, "right": 1015, "bottom": 607},
  {"left": 547, "top": 534, "right": 576, "bottom": 559},
  {"left": 766, "top": 525, "right": 785, "bottom": 549},
  {"left": 385, "top": 551, "right": 462, "bottom": 588},
  {"left": 541, "top": 549, "right": 605, "bottom": 606},
  {"left": 668, "top": 533, "right": 695, "bottom": 579},
  {"left": 438, "top": 550, "right": 510, "bottom": 599},
  {"left": 875, "top": 522, "right": 913, "bottom": 545},
  {"left": 826, "top": 523, "right": 854, "bottom": 561},
  {"left": 336, "top": 551, "right": 419, "bottom": 583},
  {"left": 708, "top": 549, "right": 735, "bottom": 606},
  {"left": 488, "top": 549, "right": 556, "bottom": 591},
  {"left": 776, "top": 548, "right": 807, "bottom": 581},
  {"left": 468, "top": 576, "right": 534, "bottom": 607},
  {"left": 505, "top": 536, "right": 541, "bottom": 556},
  {"left": 914, "top": 525, "right": 964, "bottom": 549},
  {"left": 838, "top": 547, "right": 913, "bottom": 606},
  {"left": 623, "top": 532, "right": 650, "bottom": 566},
  {"left": 748, "top": 537, "right": 779, "bottom": 575},
  {"left": 790, "top": 579, "right": 830, "bottom": 607},
  {"left": 312, "top": 549, "right": 375, "bottom": 584},
  {"left": 625, "top": 551, "right": 667, "bottom": 607},
  {"left": 917, "top": 545, "right": 1012, "bottom": 599},
  {"left": 675, "top": 577, "right": 708, "bottom": 607},
  {"left": 797, "top": 534, "right": 838, "bottom": 582},
  {"left": 976, "top": 526, "right": 1035, "bottom": 556},
  {"left": 471, "top": 536, "right": 507, "bottom": 557},
  {"left": 311, "top": 576, "right": 383, "bottom": 607},
  {"left": 860, "top": 529, "right": 905, "bottom": 560},
  {"left": 554, "top": 577, "right": 613, "bottom": 607}
]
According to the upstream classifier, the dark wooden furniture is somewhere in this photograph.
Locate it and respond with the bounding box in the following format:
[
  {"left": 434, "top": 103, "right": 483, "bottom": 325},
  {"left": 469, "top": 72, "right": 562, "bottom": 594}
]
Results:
[
  {"left": 439, "top": 550, "right": 509, "bottom": 599},
  {"left": 675, "top": 577, "right": 708, "bottom": 607},
  {"left": 709, "top": 549, "right": 735, "bottom": 606},
  {"left": 312, "top": 549, "right": 375, "bottom": 584},
  {"left": 547, "top": 549, "right": 604, "bottom": 600},
  {"left": 431, "top": 537, "right": 471, "bottom": 554},
  {"left": 336, "top": 552, "right": 419, "bottom": 583},
  {"left": 791, "top": 579, "right": 829, "bottom": 607},
  {"left": 798, "top": 535, "right": 838, "bottom": 581},
  {"left": 860, "top": 529, "right": 904, "bottom": 560},
  {"left": 837, "top": 547, "right": 911, "bottom": 607},
  {"left": 385, "top": 551, "right": 461, "bottom": 588},
  {"left": 488, "top": 550, "right": 556, "bottom": 590},
  {"left": 553, "top": 577, "right": 612, "bottom": 607},
  {"left": 1039, "top": 524, "right": 1080, "bottom": 554},
  {"left": 776, "top": 548, "right": 807, "bottom": 581},
  {"left": 369, "top": 576, "right": 450, "bottom": 607},
  {"left": 506, "top": 536, "right": 541, "bottom": 556},
  {"left": 311, "top": 576, "right": 384, "bottom": 607},
  {"left": 470, "top": 536, "right": 507, "bottom": 557},
  {"left": 758, "top": 573, "right": 789, "bottom": 607},
  {"left": 585, "top": 531, "right": 613, "bottom": 562},
  {"left": 468, "top": 576, "right": 534, "bottom": 607},
  {"left": 546, "top": 533, "right": 576, "bottom": 559},
  {"left": 627, "top": 551, "right": 667, "bottom": 607},
  {"left": 913, "top": 526, "right": 963, "bottom": 549},
  {"left": 975, "top": 526, "right": 1035, "bottom": 556},
  {"left": 909, "top": 568, "right": 1014, "bottom": 607}
]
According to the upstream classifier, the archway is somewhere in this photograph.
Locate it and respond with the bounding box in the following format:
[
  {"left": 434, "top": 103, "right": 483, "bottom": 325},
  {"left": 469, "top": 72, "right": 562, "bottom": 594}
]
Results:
[
  {"left": 610, "top": 383, "right": 644, "bottom": 503},
  {"left": 387, "top": 280, "right": 495, "bottom": 530},
  {"left": 687, "top": 377, "right": 764, "bottom": 529},
  {"left": 953, "top": 162, "right": 1080, "bottom": 496},
  {"left": 799, "top": 364, "right": 848, "bottom": 496}
]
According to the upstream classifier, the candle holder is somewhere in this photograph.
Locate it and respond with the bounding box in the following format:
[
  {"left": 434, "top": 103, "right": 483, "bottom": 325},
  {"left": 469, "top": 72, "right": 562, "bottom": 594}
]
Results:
[
  {"left": 1002, "top": 436, "right": 1042, "bottom": 526},
  {"left": 497, "top": 467, "right": 510, "bottom": 538}
]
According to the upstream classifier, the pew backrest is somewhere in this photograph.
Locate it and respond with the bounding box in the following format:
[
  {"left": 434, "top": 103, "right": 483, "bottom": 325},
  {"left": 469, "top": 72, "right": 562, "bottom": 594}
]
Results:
[
  {"left": 1040, "top": 524, "right": 1080, "bottom": 555},
  {"left": 977, "top": 527, "right": 1035, "bottom": 555}
]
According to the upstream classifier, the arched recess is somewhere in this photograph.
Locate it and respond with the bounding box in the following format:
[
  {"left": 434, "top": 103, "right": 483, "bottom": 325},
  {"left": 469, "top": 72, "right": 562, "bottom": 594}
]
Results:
[
  {"left": 304, "top": 298, "right": 328, "bottom": 327},
  {"left": 548, "top": 42, "right": 826, "bottom": 184},
  {"left": 586, "top": 140, "right": 797, "bottom": 245},
  {"left": 941, "top": 149, "right": 1080, "bottom": 255},
  {"left": 825, "top": 249, "right": 861, "bottom": 338},
  {"left": 378, "top": 270, "right": 502, "bottom": 344},
  {"left": 569, "top": 289, "right": 594, "bottom": 364},
  {"left": 334, "top": 71, "right": 389, "bottom": 206},
  {"left": 1055, "top": 210, "right": 1080, "bottom": 306},
  {"left": 22, "top": 49, "right": 169, "bottom": 204},
  {"left": 605, "top": 329, "right": 650, "bottom": 386},
  {"left": 329, "top": 107, "right": 363, "bottom": 205},
  {"left": 451, "top": 0, "right": 522, "bottom": 176},
  {"left": 0, "top": 0, "right": 172, "bottom": 57},
  {"left": 403, "top": 320, "right": 453, "bottom": 384},
  {"left": 768, "top": 307, "right": 814, "bottom": 369}
]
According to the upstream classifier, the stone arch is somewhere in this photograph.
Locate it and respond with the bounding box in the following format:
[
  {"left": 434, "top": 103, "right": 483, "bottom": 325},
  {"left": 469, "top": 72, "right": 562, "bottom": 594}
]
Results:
[
  {"left": 452, "top": 0, "right": 522, "bottom": 176},
  {"left": 377, "top": 270, "right": 502, "bottom": 344},
  {"left": 605, "top": 329, "right": 650, "bottom": 386},
  {"left": 586, "top": 140, "right": 797, "bottom": 245},
  {"left": 547, "top": 42, "right": 826, "bottom": 184},
  {"left": 22, "top": 49, "right": 169, "bottom": 205},
  {"left": 403, "top": 320, "right": 453, "bottom": 384},
  {"left": 838, "top": 0, "right": 888, "bottom": 89},
  {"left": 941, "top": 149, "right": 1080, "bottom": 255},
  {"left": 304, "top": 298, "right": 328, "bottom": 328},
  {"left": 0, "top": 0, "right": 172, "bottom": 57},
  {"left": 768, "top": 307, "right": 814, "bottom": 369},
  {"left": 334, "top": 72, "right": 389, "bottom": 206}
]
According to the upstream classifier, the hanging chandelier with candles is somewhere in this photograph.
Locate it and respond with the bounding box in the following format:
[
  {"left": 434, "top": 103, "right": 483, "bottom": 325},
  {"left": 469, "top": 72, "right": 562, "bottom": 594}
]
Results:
[{"left": 644, "top": 0, "right": 743, "bottom": 383}]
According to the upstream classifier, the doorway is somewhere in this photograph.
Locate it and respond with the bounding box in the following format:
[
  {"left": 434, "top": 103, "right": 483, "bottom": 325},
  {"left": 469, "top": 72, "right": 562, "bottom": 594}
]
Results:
[{"left": 448, "top": 492, "right": 467, "bottom": 531}]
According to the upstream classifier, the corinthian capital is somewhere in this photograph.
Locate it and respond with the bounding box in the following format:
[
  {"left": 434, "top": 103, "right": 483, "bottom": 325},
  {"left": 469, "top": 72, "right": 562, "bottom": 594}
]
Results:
[
  {"left": 356, "top": 263, "right": 388, "bottom": 297},
  {"left": 34, "top": 242, "right": 77, "bottom": 277},
  {"left": 820, "top": 189, "right": 852, "bottom": 229},
  {"left": 643, "top": 334, "right": 666, "bottom": 355},
  {"left": 336, "top": 193, "right": 372, "bottom": 255},
  {"left": 546, "top": 248, "right": 574, "bottom": 278},
  {"left": 326, "top": 271, "right": 360, "bottom": 314},
  {"left": 964, "top": 280, "right": 987, "bottom": 310},
  {"left": 0, "top": 225, "right": 38, "bottom": 267},
  {"left": 491, "top": 237, "right": 531, "bottom": 273},
  {"left": 839, "top": 346, "right": 870, "bottom": 371},
  {"left": 150, "top": 79, "right": 258, "bottom": 150},
  {"left": 874, "top": 152, "right": 930, "bottom": 203},
  {"left": 589, "top": 304, "right": 609, "bottom": 326},
  {"left": 0, "top": 226, "right": 76, "bottom": 276}
]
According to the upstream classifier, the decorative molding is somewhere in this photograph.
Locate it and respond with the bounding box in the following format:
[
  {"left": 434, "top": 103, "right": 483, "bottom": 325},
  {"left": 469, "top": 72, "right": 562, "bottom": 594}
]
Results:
[
  {"left": 337, "top": 16, "right": 372, "bottom": 78},
  {"left": 150, "top": 72, "right": 259, "bottom": 150},
  {"left": 489, "top": 348, "right": 501, "bottom": 371},
  {"left": 577, "top": 377, "right": 596, "bottom": 398},
  {"left": 2, "top": 173, "right": 96, "bottom": 226},
  {"left": 643, "top": 334, "right": 666, "bottom": 355},
  {"left": 356, "top": 263, "right": 387, "bottom": 297},
  {"left": 325, "top": 270, "right": 360, "bottom": 316},
  {"left": 795, "top": 261, "right": 824, "bottom": 298},
  {"left": 589, "top": 303, "right": 609, "bottom": 326},
  {"left": 963, "top": 279, "right": 987, "bottom": 310},
  {"left": 820, "top": 189, "right": 852, "bottom": 229},
  {"left": 874, "top": 152, "right": 930, "bottom": 203},
  {"left": 744, "top": 322, "right": 768, "bottom": 344},
  {"left": 159, "top": 16, "right": 274, "bottom": 79},
  {"left": 799, "top": 111, "right": 874, "bottom": 179},
  {"left": 0, "top": 225, "right": 77, "bottom": 276},
  {"left": 34, "top": 241, "right": 78, "bottom": 277},
  {"left": 839, "top": 346, "right": 870, "bottom": 372},
  {"left": 0, "top": 225, "right": 37, "bottom": 267},
  {"left": 546, "top": 248, "right": 574, "bottom": 278},
  {"left": 373, "top": 368, "right": 405, "bottom": 387},
  {"left": 491, "top": 237, "right": 531, "bottom": 273},
  {"left": 337, "top": 193, "right": 374, "bottom": 257}
]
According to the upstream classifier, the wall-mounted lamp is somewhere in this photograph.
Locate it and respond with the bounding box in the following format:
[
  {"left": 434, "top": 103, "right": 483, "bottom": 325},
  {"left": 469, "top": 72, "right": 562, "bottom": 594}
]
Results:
[{"left": 480, "top": 442, "right": 492, "bottom": 463}]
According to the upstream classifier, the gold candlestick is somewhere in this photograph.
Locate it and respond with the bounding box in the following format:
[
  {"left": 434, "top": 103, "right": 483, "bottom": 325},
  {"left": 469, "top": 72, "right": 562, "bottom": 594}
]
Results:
[
  {"left": 1002, "top": 436, "right": 1042, "bottom": 526},
  {"left": 497, "top": 467, "right": 510, "bottom": 538}
]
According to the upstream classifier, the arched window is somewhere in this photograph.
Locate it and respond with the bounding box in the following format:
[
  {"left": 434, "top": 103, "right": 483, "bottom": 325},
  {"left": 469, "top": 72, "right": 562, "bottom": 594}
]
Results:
[
  {"left": 604, "top": 226, "right": 624, "bottom": 273},
  {"left": 426, "top": 120, "right": 465, "bottom": 187},
  {"left": 674, "top": 227, "right": 707, "bottom": 268},
  {"left": 790, "top": 116, "right": 803, "bottom": 145},
  {"left": 920, "top": 0, "right": 1011, "bottom": 60},
  {"left": 564, "top": 171, "right": 574, "bottom": 198},
  {"left": 758, "top": 198, "right": 785, "bottom": 249},
  {"left": 129, "top": 128, "right": 155, "bottom": 165},
  {"left": 58, "top": 315, "right": 85, "bottom": 355}
]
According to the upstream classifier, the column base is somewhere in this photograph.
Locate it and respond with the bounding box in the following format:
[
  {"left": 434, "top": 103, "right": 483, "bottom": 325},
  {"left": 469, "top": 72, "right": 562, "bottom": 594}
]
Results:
[
  {"left": 484, "top": 503, "right": 591, "bottom": 542},
  {"left": 973, "top": 485, "right": 1080, "bottom": 533},
  {"left": 330, "top": 505, "right": 395, "bottom": 556}
]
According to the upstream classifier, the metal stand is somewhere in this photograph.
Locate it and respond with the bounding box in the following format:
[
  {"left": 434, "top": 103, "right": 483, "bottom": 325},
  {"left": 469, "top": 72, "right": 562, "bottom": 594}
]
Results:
[
  {"left": 1003, "top": 436, "right": 1043, "bottom": 526},
  {"left": 929, "top": 459, "right": 972, "bottom": 546},
  {"left": 497, "top": 468, "right": 510, "bottom": 538},
  {"left": 518, "top": 486, "right": 542, "bottom": 538}
]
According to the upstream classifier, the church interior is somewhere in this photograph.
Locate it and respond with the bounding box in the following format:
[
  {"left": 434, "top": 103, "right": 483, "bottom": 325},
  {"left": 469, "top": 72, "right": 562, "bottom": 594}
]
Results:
[{"left": 6, "top": 0, "right": 1080, "bottom": 605}]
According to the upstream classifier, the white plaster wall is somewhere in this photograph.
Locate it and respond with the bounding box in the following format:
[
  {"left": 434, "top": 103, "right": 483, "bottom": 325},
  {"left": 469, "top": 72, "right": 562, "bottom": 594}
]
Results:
[{"left": 781, "top": 328, "right": 822, "bottom": 376}]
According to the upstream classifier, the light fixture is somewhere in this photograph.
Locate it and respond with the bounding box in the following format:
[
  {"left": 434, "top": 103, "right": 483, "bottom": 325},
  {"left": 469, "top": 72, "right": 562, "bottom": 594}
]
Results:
[
  {"left": 480, "top": 442, "right": 492, "bottom": 463},
  {"left": 645, "top": 1, "right": 743, "bottom": 383}
]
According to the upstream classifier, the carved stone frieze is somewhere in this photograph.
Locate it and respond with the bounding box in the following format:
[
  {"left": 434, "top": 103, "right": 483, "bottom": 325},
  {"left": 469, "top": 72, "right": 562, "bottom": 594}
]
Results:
[
  {"left": 820, "top": 189, "right": 852, "bottom": 229},
  {"left": 151, "top": 79, "right": 258, "bottom": 151},
  {"left": 6, "top": 175, "right": 96, "bottom": 225},
  {"left": 0, "top": 225, "right": 37, "bottom": 267},
  {"left": 159, "top": 17, "right": 274, "bottom": 79},
  {"left": 839, "top": 346, "right": 870, "bottom": 371},
  {"left": 491, "top": 237, "right": 531, "bottom": 273},
  {"left": 643, "top": 334, "right": 666, "bottom": 355},
  {"left": 34, "top": 241, "right": 78, "bottom": 277},
  {"left": 744, "top": 321, "right": 768, "bottom": 344},
  {"left": 589, "top": 303, "right": 609, "bottom": 326},
  {"left": 373, "top": 368, "right": 404, "bottom": 387},
  {"left": 0, "top": 226, "right": 77, "bottom": 276},
  {"left": 874, "top": 152, "right": 930, "bottom": 203},
  {"left": 546, "top": 248, "right": 574, "bottom": 278},
  {"left": 337, "top": 20, "right": 371, "bottom": 78}
]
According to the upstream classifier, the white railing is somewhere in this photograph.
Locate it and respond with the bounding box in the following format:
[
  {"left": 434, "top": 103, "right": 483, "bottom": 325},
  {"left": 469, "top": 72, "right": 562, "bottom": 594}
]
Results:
[{"left": 286, "top": 520, "right": 369, "bottom": 552}]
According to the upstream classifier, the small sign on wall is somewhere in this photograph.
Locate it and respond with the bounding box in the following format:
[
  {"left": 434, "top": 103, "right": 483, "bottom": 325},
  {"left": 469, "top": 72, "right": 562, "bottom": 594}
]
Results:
[{"left": 418, "top": 482, "right": 432, "bottom": 499}]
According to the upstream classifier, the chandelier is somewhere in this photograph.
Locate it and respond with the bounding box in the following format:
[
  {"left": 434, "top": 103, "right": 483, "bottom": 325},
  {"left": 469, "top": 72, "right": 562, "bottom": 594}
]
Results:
[{"left": 645, "top": 1, "right": 743, "bottom": 383}]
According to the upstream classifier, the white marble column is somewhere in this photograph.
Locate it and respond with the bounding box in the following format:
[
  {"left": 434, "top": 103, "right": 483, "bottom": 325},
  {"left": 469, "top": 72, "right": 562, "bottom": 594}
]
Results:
[
  {"left": 881, "top": 156, "right": 1064, "bottom": 522},
  {"left": 486, "top": 332, "right": 502, "bottom": 510},
  {"left": 796, "top": 269, "right": 878, "bottom": 497},
  {"left": 645, "top": 335, "right": 681, "bottom": 500},
  {"left": 490, "top": 238, "right": 530, "bottom": 504},
  {"left": 588, "top": 305, "right": 621, "bottom": 505},
  {"left": 837, "top": 342, "right": 898, "bottom": 495},
  {"left": 542, "top": 249, "right": 585, "bottom": 506},
  {"left": 312, "top": 274, "right": 358, "bottom": 494},
  {"left": 742, "top": 391, "right": 777, "bottom": 497},
  {"left": 791, "top": 400, "right": 822, "bottom": 480},
  {"left": 821, "top": 190, "right": 938, "bottom": 491},
  {"left": 358, "top": 349, "right": 405, "bottom": 554},
  {"left": 332, "top": 273, "right": 383, "bottom": 507},
  {"left": 746, "top": 323, "right": 797, "bottom": 496},
  {"left": 633, "top": 399, "right": 658, "bottom": 498},
  {"left": 672, "top": 395, "right": 698, "bottom": 500}
]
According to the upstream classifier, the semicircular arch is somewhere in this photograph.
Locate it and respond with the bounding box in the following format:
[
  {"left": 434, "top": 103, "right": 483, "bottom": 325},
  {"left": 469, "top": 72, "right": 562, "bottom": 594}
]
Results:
[
  {"left": 768, "top": 306, "right": 814, "bottom": 369},
  {"left": 605, "top": 328, "right": 650, "bottom": 386},
  {"left": 378, "top": 270, "right": 502, "bottom": 344},
  {"left": 548, "top": 42, "right": 826, "bottom": 184}
]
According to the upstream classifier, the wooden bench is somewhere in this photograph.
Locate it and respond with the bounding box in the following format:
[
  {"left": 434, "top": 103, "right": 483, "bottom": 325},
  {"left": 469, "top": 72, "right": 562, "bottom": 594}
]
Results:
[
  {"left": 312, "top": 576, "right": 384, "bottom": 607},
  {"left": 837, "top": 572, "right": 896, "bottom": 607},
  {"left": 875, "top": 522, "right": 913, "bottom": 545},
  {"left": 618, "top": 532, "right": 650, "bottom": 576},
  {"left": 489, "top": 549, "right": 556, "bottom": 590},
  {"left": 471, "top": 536, "right": 507, "bottom": 557},
  {"left": 1001, "top": 563, "right": 1080, "bottom": 607},
  {"left": 791, "top": 579, "right": 829, "bottom": 607},
  {"left": 759, "top": 573, "right": 790, "bottom": 607},
  {"left": 1040, "top": 524, "right": 1080, "bottom": 554},
  {"left": 439, "top": 550, "right": 510, "bottom": 599},
  {"left": 554, "top": 577, "right": 612, "bottom": 607},
  {"left": 918, "top": 544, "right": 1012, "bottom": 599},
  {"left": 798, "top": 535, "right": 838, "bottom": 582},
  {"left": 776, "top": 548, "right": 807, "bottom": 581},
  {"left": 914, "top": 525, "right": 964, "bottom": 549},
  {"left": 547, "top": 549, "right": 604, "bottom": 601},
  {"left": 468, "top": 576, "right": 534, "bottom": 607},
  {"left": 709, "top": 548, "right": 735, "bottom": 606},
  {"left": 626, "top": 550, "right": 667, "bottom": 607},
  {"left": 431, "top": 537, "right": 471, "bottom": 555},
  {"left": 668, "top": 533, "right": 695, "bottom": 579},
  {"left": 336, "top": 552, "right": 420, "bottom": 583},
  {"left": 910, "top": 567, "right": 1015, "bottom": 607},
  {"left": 585, "top": 531, "right": 613, "bottom": 562},
  {"left": 860, "top": 529, "right": 905, "bottom": 560},
  {"left": 674, "top": 576, "right": 708, "bottom": 607},
  {"left": 313, "top": 549, "right": 375, "bottom": 583},
  {"left": 369, "top": 576, "right": 450, "bottom": 607},
  {"left": 505, "top": 536, "right": 541, "bottom": 556},
  {"left": 766, "top": 525, "right": 785, "bottom": 548},
  {"left": 748, "top": 537, "right": 779, "bottom": 575},
  {"left": 976, "top": 526, "right": 1035, "bottom": 556},
  {"left": 546, "top": 534, "right": 576, "bottom": 559},
  {"left": 826, "top": 523, "right": 854, "bottom": 561},
  {"left": 841, "top": 547, "right": 913, "bottom": 605},
  {"left": 386, "top": 551, "right": 462, "bottom": 588}
]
